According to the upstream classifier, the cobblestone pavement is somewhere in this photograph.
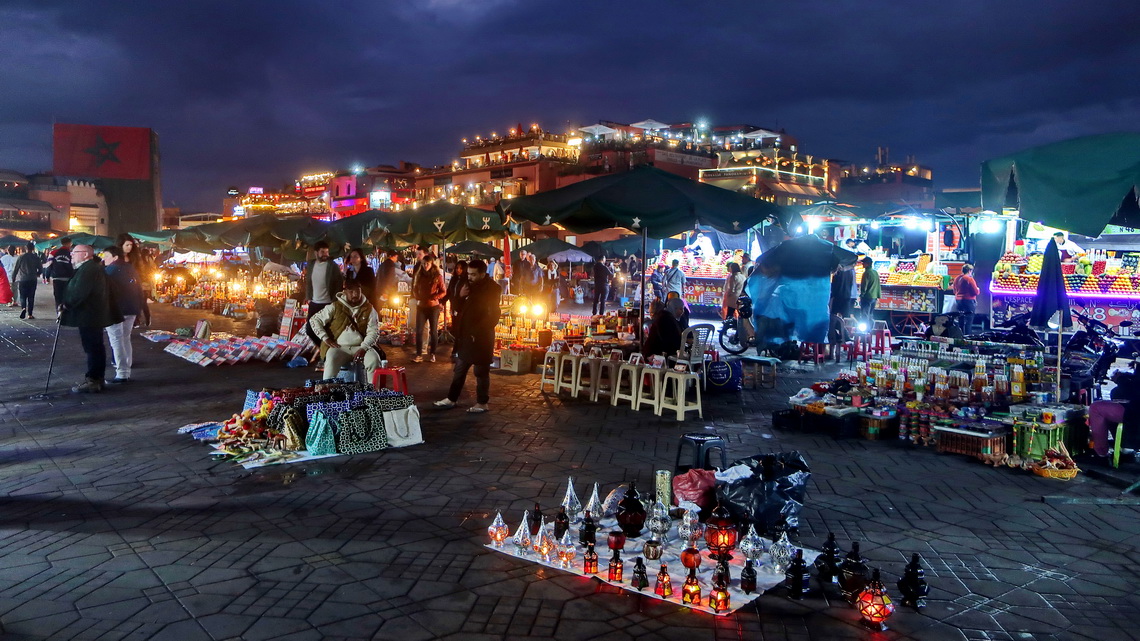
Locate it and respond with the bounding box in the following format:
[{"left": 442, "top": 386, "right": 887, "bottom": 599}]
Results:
[{"left": 1, "top": 304, "right": 1138, "bottom": 641}]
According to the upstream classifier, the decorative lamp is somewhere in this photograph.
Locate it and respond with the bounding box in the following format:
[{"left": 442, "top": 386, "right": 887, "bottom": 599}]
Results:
[
  {"left": 531, "top": 516, "right": 548, "bottom": 554},
  {"left": 615, "top": 480, "right": 648, "bottom": 536},
  {"left": 536, "top": 528, "right": 556, "bottom": 562},
  {"left": 768, "top": 531, "right": 796, "bottom": 573},
  {"left": 561, "top": 476, "right": 583, "bottom": 522},
  {"left": 712, "top": 559, "right": 730, "bottom": 587},
  {"left": 680, "top": 543, "right": 702, "bottom": 605},
  {"left": 607, "top": 531, "right": 626, "bottom": 582},
  {"left": 785, "top": 549, "right": 813, "bottom": 600},
  {"left": 677, "top": 508, "right": 704, "bottom": 543},
  {"left": 654, "top": 563, "right": 674, "bottom": 597},
  {"left": 838, "top": 542, "right": 870, "bottom": 604},
  {"left": 554, "top": 506, "right": 570, "bottom": 539},
  {"left": 529, "top": 503, "right": 544, "bottom": 537},
  {"left": 703, "top": 504, "right": 739, "bottom": 562},
  {"left": 487, "top": 511, "right": 510, "bottom": 548},
  {"left": 642, "top": 539, "right": 663, "bottom": 561},
  {"left": 710, "top": 577, "right": 731, "bottom": 613},
  {"left": 583, "top": 541, "right": 599, "bottom": 574},
  {"left": 579, "top": 510, "right": 597, "bottom": 548},
  {"left": 856, "top": 569, "right": 895, "bottom": 631},
  {"left": 740, "top": 559, "right": 758, "bottom": 595},
  {"left": 814, "top": 532, "right": 842, "bottom": 586},
  {"left": 557, "top": 531, "right": 576, "bottom": 569},
  {"left": 585, "top": 483, "right": 604, "bottom": 517},
  {"left": 736, "top": 524, "right": 766, "bottom": 562},
  {"left": 607, "top": 530, "right": 627, "bottom": 552},
  {"left": 897, "top": 553, "right": 929, "bottom": 609},
  {"left": 631, "top": 557, "right": 649, "bottom": 591},
  {"left": 646, "top": 501, "right": 672, "bottom": 542},
  {"left": 512, "top": 514, "right": 532, "bottom": 555}
]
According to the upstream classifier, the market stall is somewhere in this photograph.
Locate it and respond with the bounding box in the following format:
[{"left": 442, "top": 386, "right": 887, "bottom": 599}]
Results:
[{"left": 654, "top": 248, "right": 744, "bottom": 312}]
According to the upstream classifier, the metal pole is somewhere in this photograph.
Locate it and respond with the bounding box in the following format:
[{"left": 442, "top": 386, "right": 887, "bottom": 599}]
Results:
[{"left": 639, "top": 226, "right": 648, "bottom": 346}]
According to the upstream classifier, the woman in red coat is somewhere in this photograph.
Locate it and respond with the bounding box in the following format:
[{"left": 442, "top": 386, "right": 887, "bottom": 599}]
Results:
[{"left": 0, "top": 262, "right": 13, "bottom": 305}]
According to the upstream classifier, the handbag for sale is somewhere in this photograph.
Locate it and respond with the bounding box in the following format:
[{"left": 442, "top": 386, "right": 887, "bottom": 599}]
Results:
[
  {"left": 364, "top": 394, "right": 415, "bottom": 412},
  {"left": 281, "top": 408, "right": 307, "bottom": 451},
  {"left": 243, "top": 390, "right": 260, "bottom": 412},
  {"left": 305, "top": 400, "right": 351, "bottom": 425},
  {"left": 305, "top": 377, "right": 345, "bottom": 388},
  {"left": 273, "top": 386, "right": 310, "bottom": 406},
  {"left": 292, "top": 393, "right": 331, "bottom": 414},
  {"left": 335, "top": 407, "right": 388, "bottom": 455},
  {"left": 381, "top": 405, "right": 423, "bottom": 448},
  {"left": 305, "top": 410, "right": 337, "bottom": 456}
]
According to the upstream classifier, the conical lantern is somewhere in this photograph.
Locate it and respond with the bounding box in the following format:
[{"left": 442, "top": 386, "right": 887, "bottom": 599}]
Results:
[
  {"left": 561, "top": 476, "right": 583, "bottom": 522},
  {"left": 897, "top": 553, "right": 929, "bottom": 609},
  {"left": 557, "top": 531, "right": 577, "bottom": 568},
  {"left": 535, "top": 527, "right": 556, "bottom": 562},
  {"left": 857, "top": 569, "right": 895, "bottom": 631},
  {"left": 768, "top": 531, "right": 796, "bottom": 573},
  {"left": 839, "top": 542, "right": 870, "bottom": 604},
  {"left": 585, "top": 482, "right": 603, "bottom": 517},
  {"left": 512, "top": 514, "right": 532, "bottom": 555},
  {"left": 531, "top": 516, "right": 548, "bottom": 554},
  {"left": 487, "top": 511, "right": 510, "bottom": 547}
]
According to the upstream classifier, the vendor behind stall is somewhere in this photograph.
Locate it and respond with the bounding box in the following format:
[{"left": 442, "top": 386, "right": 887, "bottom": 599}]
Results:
[
  {"left": 308, "top": 281, "right": 382, "bottom": 382},
  {"left": 1052, "top": 231, "right": 1084, "bottom": 262}
]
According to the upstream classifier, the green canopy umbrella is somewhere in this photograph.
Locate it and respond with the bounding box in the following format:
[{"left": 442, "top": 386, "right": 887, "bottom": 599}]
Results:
[
  {"left": 583, "top": 236, "right": 684, "bottom": 259},
  {"left": 402, "top": 201, "right": 515, "bottom": 245},
  {"left": 0, "top": 234, "right": 26, "bottom": 248},
  {"left": 327, "top": 210, "right": 400, "bottom": 247},
  {"left": 443, "top": 240, "right": 503, "bottom": 258},
  {"left": 500, "top": 165, "right": 783, "bottom": 238},
  {"left": 169, "top": 229, "right": 221, "bottom": 254},
  {"left": 511, "top": 237, "right": 591, "bottom": 262},
  {"left": 981, "top": 133, "right": 1140, "bottom": 237},
  {"left": 267, "top": 217, "right": 333, "bottom": 247},
  {"left": 36, "top": 233, "right": 117, "bottom": 251},
  {"left": 128, "top": 230, "right": 178, "bottom": 248}
]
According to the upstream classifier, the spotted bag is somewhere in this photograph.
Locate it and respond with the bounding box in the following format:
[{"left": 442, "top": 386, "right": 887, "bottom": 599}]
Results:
[{"left": 335, "top": 407, "right": 388, "bottom": 455}]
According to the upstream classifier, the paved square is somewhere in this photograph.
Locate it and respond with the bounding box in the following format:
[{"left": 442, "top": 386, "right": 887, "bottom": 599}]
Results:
[{"left": 1, "top": 305, "right": 1138, "bottom": 640}]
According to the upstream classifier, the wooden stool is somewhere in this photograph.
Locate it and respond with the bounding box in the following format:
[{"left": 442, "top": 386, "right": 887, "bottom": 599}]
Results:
[
  {"left": 371, "top": 367, "right": 409, "bottom": 394},
  {"left": 660, "top": 371, "right": 703, "bottom": 420},
  {"left": 637, "top": 367, "right": 667, "bottom": 415},
  {"left": 540, "top": 350, "right": 563, "bottom": 392},
  {"left": 739, "top": 355, "right": 778, "bottom": 389}
]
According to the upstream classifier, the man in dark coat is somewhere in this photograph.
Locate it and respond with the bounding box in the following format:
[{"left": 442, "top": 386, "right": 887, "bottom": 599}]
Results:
[
  {"left": 592, "top": 258, "right": 613, "bottom": 315},
  {"left": 434, "top": 259, "right": 501, "bottom": 413},
  {"left": 643, "top": 298, "right": 685, "bottom": 357},
  {"left": 60, "top": 244, "right": 123, "bottom": 393}
]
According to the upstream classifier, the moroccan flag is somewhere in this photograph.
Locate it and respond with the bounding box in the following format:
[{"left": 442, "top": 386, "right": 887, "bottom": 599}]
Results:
[{"left": 53, "top": 124, "right": 152, "bottom": 180}]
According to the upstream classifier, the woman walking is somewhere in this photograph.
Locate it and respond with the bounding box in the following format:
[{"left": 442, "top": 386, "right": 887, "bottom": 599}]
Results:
[
  {"left": 12, "top": 243, "right": 42, "bottom": 319},
  {"left": 411, "top": 253, "right": 446, "bottom": 362},
  {"left": 119, "top": 234, "right": 153, "bottom": 326}
]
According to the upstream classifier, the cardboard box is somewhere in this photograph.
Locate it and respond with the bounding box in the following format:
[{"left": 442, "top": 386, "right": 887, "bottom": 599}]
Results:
[{"left": 499, "top": 349, "right": 532, "bottom": 374}]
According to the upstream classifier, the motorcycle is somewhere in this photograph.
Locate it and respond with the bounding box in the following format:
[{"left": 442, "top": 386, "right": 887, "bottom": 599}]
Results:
[
  {"left": 924, "top": 311, "right": 1045, "bottom": 346},
  {"left": 719, "top": 295, "right": 757, "bottom": 355},
  {"left": 1063, "top": 312, "right": 1133, "bottom": 398}
]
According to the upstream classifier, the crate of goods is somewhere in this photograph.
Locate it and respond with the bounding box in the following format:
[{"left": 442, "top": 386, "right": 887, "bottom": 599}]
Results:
[
  {"left": 860, "top": 414, "right": 896, "bottom": 440},
  {"left": 1012, "top": 421, "right": 1068, "bottom": 461},
  {"left": 933, "top": 425, "right": 1009, "bottom": 460},
  {"left": 499, "top": 349, "right": 532, "bottom": 374},
  {"left": 772, "top": 408, "right": 801, "bottom": 431}
]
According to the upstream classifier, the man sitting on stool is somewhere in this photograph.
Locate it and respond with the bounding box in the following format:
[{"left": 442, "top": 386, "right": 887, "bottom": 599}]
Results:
[{"left": 308, "top": 281, "right": 381, "bottom": 382}]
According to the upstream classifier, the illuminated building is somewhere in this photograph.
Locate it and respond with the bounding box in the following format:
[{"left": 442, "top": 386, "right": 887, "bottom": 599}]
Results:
[
  {"left": 0, "top": 169, "right": 64, "bottom": 238},
  {"left": 330, "top": 163, "right": 419, "bottom": 218},
  {"left": 837, "top": 148, "right": 934, "bottom": 208}
]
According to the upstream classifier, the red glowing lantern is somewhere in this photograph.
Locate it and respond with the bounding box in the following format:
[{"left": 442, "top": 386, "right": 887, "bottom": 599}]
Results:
[
  {"left": 856, "top": 569, "right": 895, "bottom": 631},
  {"left": 680, "top": 543, "right": 702, "bottom": 605},
  {"left": 703, "top": 504, "right": 738, "bottom": 562},
  {"left": 709, "top": 579, "right": 730, "bottom": 613},
  {"left": 654, "top": 564, "right": 674, "bottom": 597},
  {"left": 583, "top": 542, "right": 599, "bottom": 574}
]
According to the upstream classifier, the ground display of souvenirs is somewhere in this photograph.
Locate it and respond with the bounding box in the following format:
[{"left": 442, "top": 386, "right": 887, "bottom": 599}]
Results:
[{"left": 0, "top": 303, "right": 1139, "bottom": 640}]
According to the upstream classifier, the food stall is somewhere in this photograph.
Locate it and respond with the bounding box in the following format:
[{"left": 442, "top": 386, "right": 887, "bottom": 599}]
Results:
[{"left": 654, "top": 249, "right": 744, "bottom": 312}]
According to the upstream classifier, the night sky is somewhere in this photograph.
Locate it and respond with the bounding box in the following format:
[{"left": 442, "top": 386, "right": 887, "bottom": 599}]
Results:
[{"left": 2, "top": 0, "right": 1139, "bottom": 212}]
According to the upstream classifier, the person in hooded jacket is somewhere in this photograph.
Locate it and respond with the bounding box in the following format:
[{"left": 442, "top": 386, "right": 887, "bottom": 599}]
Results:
[{"left": 308, "top": 280, "right": 382, "bottom": 382}]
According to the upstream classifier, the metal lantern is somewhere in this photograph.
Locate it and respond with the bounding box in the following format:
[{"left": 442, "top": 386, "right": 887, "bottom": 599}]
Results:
[
  {"left": 710, "top": 578, "right": 731, "bottom": 613},
  {"left": 607, "top": 531, "right": 626, "bottom": 582},
  {"left": 487, "top": 511, "right": 510, "bottom": 547},
  {"left": 814, "top": 532, "right": 842, "bottom": 586},
  {"left": 857, "top": 569, "right": 895, "bottom": 631},
  {"left": 736, "top": 524, "right": 766, "bottom": 561},
  {"left": 768, "top": 531, "right": 796, "bottom": 573},
  {"left": 579, "top": 510, "right": 597, "bottom": 548},
  {"left": 785, "top": 548, "right": 813, "bottom": 600},
  {"left": 554, "top": 506, "right": 570, "bottom": 539},
  {"left": 529, "top": 503, "right": 543, "bottom": 537},
  {"left": 630, "top": 557, "right": 649, "bottom": 591},
  {"left": 615, "top": 480, "right": 648, "bottom": 537},
  {"left": 557, "top": 531, "right": 577, "bottom": 569},
  {"left": 585, "top": 482, "right": 604, "bottom": 517},
  {"left": 642, "top": 539, "right": 663, "bottom": 561},
  {"left": 512, "top": 515, "right": 532, "bottom": 555},
  {"left": 740, "top": 559, "right": 758, "bottom": 594},
  {"left": 839, "top": 542, "right": 870, "bottom": 604},
  {"left": 647, "top": 501, "right": 672, "bottom": 542},
  {"left": 897, "top": 553, "right": 929, "bottom": 609},
  {"left": 535, "top": 528, "right": 556, "bottom": 563},
  {"left": 677, "top": 508, "right": 703, "bottom": 543},
  {"left": 583, "top": 541, "right": 599, "bottom": 574},
  {"left": 680, "top": 543, "right": 702, "bottom": 605},
  {"left": 704, "top": 504, "right": 739, "bottom": 562},
  {"left": 531, "top": 516, "right": 548, "bottom": 554},
  {"left": 561, "top": 476, "right": 583, "bottom": 522},
  {"left": 654, "top": 563, "right": 674, "bottom": 597}
]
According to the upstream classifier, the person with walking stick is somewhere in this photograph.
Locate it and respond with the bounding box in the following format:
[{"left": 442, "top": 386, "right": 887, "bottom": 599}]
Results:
[{"left": 60, "top": 244, "right": 122, "bottom": 393}]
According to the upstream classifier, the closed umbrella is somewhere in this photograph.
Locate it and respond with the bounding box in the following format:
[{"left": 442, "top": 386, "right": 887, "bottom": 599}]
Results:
[{"left": 1029, "top": 238, "right": 1073, "bottom": 398}]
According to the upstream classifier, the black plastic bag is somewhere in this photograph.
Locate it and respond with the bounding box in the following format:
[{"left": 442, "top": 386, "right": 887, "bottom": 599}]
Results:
[{"left": 714, "top": 452, "right": 810, "bottom": 535}]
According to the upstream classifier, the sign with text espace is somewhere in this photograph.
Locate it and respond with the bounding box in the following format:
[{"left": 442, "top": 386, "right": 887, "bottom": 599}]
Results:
[{"left": 53, "top": 123, "right": 152, "bottom": 180}]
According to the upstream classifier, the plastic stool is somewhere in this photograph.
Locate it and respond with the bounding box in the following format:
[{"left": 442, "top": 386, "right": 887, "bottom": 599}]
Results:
[
  {"left": 845, "top": 335, "right": 871, "bottom": 362},
  {"left": 660, "top": 371, "right": 703, "bottom": 420},
  {"left": 574, "top": 357, "right": 600, "bottom": 400},
  {"left": 595, "top": 358, "right": 622, "bottom": 402},
  {"left": 674, "top": 432, "right": 728, "bottom": 473},
  {"left": 371, "top": 367, "right": 409, "bottom": 394},
  {"left": 540, "top": 351, "right": 563, "bottom": 392},
  {"left": 872, "top": 321, "right": 892, "bottom": 355},
  {"left": 637, "top": 367, "right": 667, "bottom": 414},
  {"left": 555, "top": 353, "right": 584, "bottom": 395},
  {"left": 799, "top": 342, "right": 826, "bottom": 365}
]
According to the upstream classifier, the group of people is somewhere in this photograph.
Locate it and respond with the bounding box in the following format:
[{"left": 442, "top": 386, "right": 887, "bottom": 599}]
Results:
[{"left": 303, "top": 242, "right": 501, "bottom": 412}]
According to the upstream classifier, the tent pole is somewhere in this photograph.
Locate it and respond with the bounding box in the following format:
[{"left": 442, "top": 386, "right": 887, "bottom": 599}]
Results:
[
  {"left": 639, "top": 227, "right": 647, "bottom": 346},
  {"left": 1057, "top": 325, "right": 1063, "bottom": 400}
]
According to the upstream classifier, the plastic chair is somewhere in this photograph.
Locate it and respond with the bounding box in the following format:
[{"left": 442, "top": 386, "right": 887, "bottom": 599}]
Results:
[
  {"left": 594, "top": 351, "right": 624, "bottom": 402},
  {"left": 670, "top": 323, "right": 715, "bottom": 389},
  {"left": 660, "top": 370, "right": 703, "bottom": 420},
  {"left": 574, "top": 356, "right": 600, "bottom": 400},
  {"left": 637, "top": 366, "right": 667, "bottom": 415},
  {"left": 799, "top": 342, "right": 826, "bottom": 365},
  {"left": 540, "top": 350, "right": 563, "bottom": 392},
  {"left": 555, "top": 352, "right": 584, "bottom": 395},
  {"left": 371, "top": 367, "right": 409, "bottom": 394},
  {"left": 674, "top": 432, "right": 728, "bottom": 473},
  {"left": 612, "top": 353, "right": 644, "bottom": 407},
  {"left": 872, "top": 320, "right": 892, "bottom": 355}
]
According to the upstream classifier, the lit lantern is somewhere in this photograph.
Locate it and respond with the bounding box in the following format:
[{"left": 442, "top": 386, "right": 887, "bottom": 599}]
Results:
[
  {"left": 680, "top": 543, "right": 702, "bottom": 605},
  {"left": 607, "top": 531, "right": 626, "bottom": 582},
  {"left": 557, "top": 531, "right": 576, "bottom": 569},
  {"left": 839, "top": 542, "right": 870, "bottom": 604},
  {"left": 512, "top": 513, "right": 532, "bottom": 555},
  {"left": 531, "top": 516, "right": 547, "bottom": 554},
  {"left": 630, "top": 557, "right": 649, "bottom": 591},
  {"left": 583, "top": 542, "right": 599, "bottom": 574},
  {"left": 615, "top": 480, "right": 648, "bottom": 537},
  {"left": 535, "top": 528, "right": 556, "bottom": 562},
  {"left": 487, "top": 511, "right": 509, "bottom": 547},
  {"left": 579, "top": 510, "right": 597, "bottom": 547},
  {"left": 704, "top": 504, "right": 738, "bottom": 562},
  {"left": 560, "top": 476, "right": 583, "bottom": 522},
  {"left": 654, "top": 563, "right": 674, "bottom": 597},
  {"left": 710, "top": 577, "right": 731, "bottom": 613},
  {"left": 856, "top": 569, "right": 895, "bottom": 631}
]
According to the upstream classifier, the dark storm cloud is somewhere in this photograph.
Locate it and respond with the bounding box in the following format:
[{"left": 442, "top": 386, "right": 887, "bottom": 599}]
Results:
[{"left": 1, "top": 0, "right": 1138, "bottom": 211}]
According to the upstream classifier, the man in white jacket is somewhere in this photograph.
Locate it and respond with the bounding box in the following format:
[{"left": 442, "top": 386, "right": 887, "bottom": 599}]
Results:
[{"left": 308, "top": 281, "right": 382, "bottom": 382}]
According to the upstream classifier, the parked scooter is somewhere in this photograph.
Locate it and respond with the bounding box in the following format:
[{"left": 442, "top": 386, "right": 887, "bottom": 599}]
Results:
[
  {"left": 1063, "top": 312, "right": 1133, "bottom": 398},
  {"left": 924, "top": 311, "right": 1045, "bottom": 346},
  {"left": 718, "top": 295, "right": 756, "bottom": 355}
]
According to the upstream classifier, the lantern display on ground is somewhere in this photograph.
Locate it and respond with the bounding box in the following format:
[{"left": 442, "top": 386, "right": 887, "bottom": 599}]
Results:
[
  {"left": 680, "top": 543, "right": 702, "bottom": 605},
  {"left": 630, "top": 557, "right": 649, "bottom": 591},
  {"left": 677, "top": 508, "right": 703, "bottom": 543},
  {"left": 839, "top": 542, "right": 870, "bottom": 604},
  {"left": 769, "top": 531, "right": 796, "bottom": 573},
  {"left": 710, "top": 577, "right": 731, "bottom": 613},
  {"left": 585, "top": 483, "right": 603, "bottom": 516},
  {"left": 736, "top": 524, "right": 766, "bottom": 561},
  {"left": 703, "top": 503, "right": 738, "bottom": 562},
  {"left": 531, "top": 516, "right": 548, "bottom": 554},
  {"left": 857, "top": 569, "right": 895, "bottom": 631},
  {"left": 554, "top": 506, "right": 570, "bottom": 539},
  {"left": 740, "top": 558, "right": 758, "bottom": 594},
  {"left": 512, "top": 515, "right": 532, "bottom": 555},
  {"left": 897, "top": 553, "right": 929, "bottom": 609},
  {"left": 607, "top": 531, "right": 626, "bottom": 582},
  {"left": 535, "top": 527, "right": 556, "bottom": 562},
  {"left": 646, "top": 501, "right": 671, "bottom": 542},
  {"left": 579, "top": 510, "right": 597, "bottom": 547},
  {"left": 655, "top": 563, "right": 674, "bottom": 597},
  {"left": 616, "top": 480, "right": 648, "bottom": 536},
  {"left": 814, "top": 532, "right": 842, "bottom": 586},
  {"left": 785, "top": 549, "right": 813, "bottom": 600},
  {"left": 487, "top": 511, "right": 509, "bottom": 547},
  {"left": 561, "top": 476, "right": 583, "bottom": 522},
  {"left": 557, "top": 531, "right": 576, "bottom": 569},
  {"left": 529, "top": 503, "right": 544, "bottom": 537},
  {"left": 583, "top": 541, "right": 599, "bottom": 574}
]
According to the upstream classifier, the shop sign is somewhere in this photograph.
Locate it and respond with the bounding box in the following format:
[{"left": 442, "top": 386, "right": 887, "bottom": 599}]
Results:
[
  {"left": 653, "top": 149, "right": 716, "bottom": 168},
  {"left": 369, "top": 190, "right": 391, "bottom": 208}
]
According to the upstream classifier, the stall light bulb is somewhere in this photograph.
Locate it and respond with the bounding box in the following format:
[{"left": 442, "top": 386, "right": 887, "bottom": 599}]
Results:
[
  {"left": 870, "top": 221, "right": 881, "bottom": 230},
  {"left": 532, "top": 304, "right": 544, "bottom": 317},
  {"left": 903, "top": 219, "right": 917, "bottom": 229},
  {"left": 518, "top": 304, "right": 529, "bottom": 315},
  {"left": 392, "top": 295, "right": 401, "bottom": 306},
  {"left": 981, "top": 218, "right": 1002, "bottom": 234},
  {"left": 858, "top": 322, "right": 868, "bottom": 332}
]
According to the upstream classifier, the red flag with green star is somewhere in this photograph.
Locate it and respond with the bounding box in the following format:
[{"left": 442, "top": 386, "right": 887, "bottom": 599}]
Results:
[{"left": 53, "top": 123, "right": 152, "bottom": 180}]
